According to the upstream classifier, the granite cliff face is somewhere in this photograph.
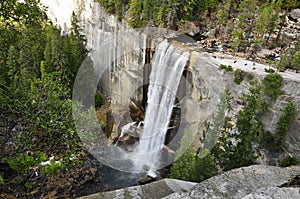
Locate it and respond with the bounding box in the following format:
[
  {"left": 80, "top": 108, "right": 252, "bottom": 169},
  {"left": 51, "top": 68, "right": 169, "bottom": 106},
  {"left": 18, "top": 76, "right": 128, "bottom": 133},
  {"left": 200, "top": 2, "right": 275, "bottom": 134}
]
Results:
[
  {"left": 188, "top": 51, "right": 300, "bottom": 162},
  {"left": 42, "top": 0, "right": 147, "bottom": 105}
]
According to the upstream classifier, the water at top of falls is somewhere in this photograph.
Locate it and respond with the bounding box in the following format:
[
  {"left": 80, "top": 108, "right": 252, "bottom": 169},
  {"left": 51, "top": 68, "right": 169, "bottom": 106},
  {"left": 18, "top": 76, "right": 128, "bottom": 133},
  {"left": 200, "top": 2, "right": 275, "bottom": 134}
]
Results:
[{"left": 133, "top": 40, "right": 190, "bottom": 172}]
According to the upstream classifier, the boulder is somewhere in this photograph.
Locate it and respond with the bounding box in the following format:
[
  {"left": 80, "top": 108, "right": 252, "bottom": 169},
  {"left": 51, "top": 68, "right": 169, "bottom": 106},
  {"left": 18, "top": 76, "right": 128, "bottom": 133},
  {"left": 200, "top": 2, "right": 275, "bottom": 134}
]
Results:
[
  {"left": 105, "top": 104, "right": 132, "bottom": 144},
  {"left": 289, "top": 9, "right": 300, "bottom": 22},
  {"left": 242, "top": 187, "right": 300, "bottom": 199},
  {"left": 138, "top": 175, "right": 156, "bottom": 185},
  {"left": 163, "top": 165, "right": 300, "bottom": 199}
]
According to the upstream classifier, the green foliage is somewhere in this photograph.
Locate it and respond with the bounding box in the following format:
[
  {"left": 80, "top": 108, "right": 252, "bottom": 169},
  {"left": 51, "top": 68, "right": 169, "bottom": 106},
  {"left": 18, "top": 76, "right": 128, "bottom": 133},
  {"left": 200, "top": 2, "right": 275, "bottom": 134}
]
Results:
[
  {"left": 278, "top": 38, "right": 300, "bottom": 71},
  {"left": 257, "top": 130, "right": 275, "bottom": 151},
  {"left": 234, "top": 69, "right": 247, "bottom": 84},
  {"left": 281, "top": 0, "right": 299, "bottom": 9},
  {"left": 215, "top": 0, "right": 231, "bottom": 37},
  {"left": 170, "top": 146, "right": 217, "bottom": 182},
  {"left": 233, "top": 69, "right": 253, "bottom": 84},
  {"left": 210, "top": 115, "right": 233, "bottom": 171},
  {"left": 219, "top": 64, "right": 233, "bottom": 72},
  {"left": 246, "top": 72, "right": 254, "bottom": 80},
  {"left": 4, "top": 153, "right": 47, "bottom": 173},
  {"left": 279, "top": 155, "right": 299, "bottom": 167},
  {"left": 263, "top": 73, "right": 283, "bottom": 100},
  {"left": 170, "top": 130, "right": 217, "bottom": 182},
  {"left": 0, "top": 2, "right": 88, "bottom": 193},
  {"left": 95, "top": 92, "right": 104, "bottom": 107},
  {"left": 264, "top": 68, "right": 275, "bottom": 73},
  {"left": 286, "top": 174, "right": 300, "bottom": 187},
  {"left": 128, "top": 0, "right": 143, "bottom": 27},
  {"left": 232, "top": 82, "right": 266, "bottom": 169},
  {"left": 72, "top": 102, "right": 101, "bottom": 145},
  {"left": 254, "top": 0, "right": 282, "bottom": 49},
  {"left": 0, "top": 173, "right": 4, "bottom": 185},
  {"left": 99, "top": 120, "right": 107, "bottom": 129},
  {"left": 170, "top": 143, "right": 196, "bottom": 181},
  {"left": 219, "top": 64, "right": 227, "bottom": 70},
  {"left": 193, "top": 149, "right": 218, "bottom": 182},
  {"left": 273, "top": 101, "right": 296, "bottom": 151},
  {"left": 170, "top": 129, "right": 196, "bottom": 181},
  {"left": 98, "top": 0, "right": 123, "bottom": 20},
  {"left": 231, "top": 0, "right": 257, "bottom": 52},
  {"left": 42, "top": 160, "right": 63, "bottom": 175},
  {"left": 226, "top": 65, "right": 233, "bottom": 72},
  {"left": 0, "top": 0, "right": 47, "bottom": 28}
]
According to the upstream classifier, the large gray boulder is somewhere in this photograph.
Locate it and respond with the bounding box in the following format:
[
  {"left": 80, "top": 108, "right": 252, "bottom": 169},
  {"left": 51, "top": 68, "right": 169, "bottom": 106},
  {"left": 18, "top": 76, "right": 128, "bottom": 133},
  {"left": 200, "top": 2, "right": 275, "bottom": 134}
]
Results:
[
  {"left": 290, "top": 9, "right": 300, "bottom": 21},
  {"left": 163, "top": 165, "right": 300, "bottom": 199},
  {"left": 242, "top": 187, "right": 300, "bottom": 199}
]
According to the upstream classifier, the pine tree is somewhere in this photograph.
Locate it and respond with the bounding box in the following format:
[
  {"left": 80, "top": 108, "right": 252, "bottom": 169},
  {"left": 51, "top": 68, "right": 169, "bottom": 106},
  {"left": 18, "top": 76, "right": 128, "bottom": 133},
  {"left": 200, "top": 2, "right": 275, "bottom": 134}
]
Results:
[
  {"left": 231, "top": 0, "right": 257, "bottom": 52},
  {"left": 128, "top": 0, "right": 143, "bottom": 27},
  {"left": 215, "top": 0, "right": 231, "bottom": 38},
  {"left": 157, "top": 0, "right": 167, "bottom": 27},
  {"left": 157, "top": 0, "right": 176, "bottom": 28},
  {"left": 7, "top": 46, "right": 19, "bottom": 86},
  {"left": 253, "top": 0, "right": 281, "bottom": 51}
]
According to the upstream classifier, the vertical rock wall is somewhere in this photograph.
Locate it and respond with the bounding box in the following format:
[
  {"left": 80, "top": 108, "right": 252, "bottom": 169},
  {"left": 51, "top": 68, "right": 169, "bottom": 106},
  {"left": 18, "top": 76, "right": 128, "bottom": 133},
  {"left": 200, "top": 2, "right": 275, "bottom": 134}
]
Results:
[{"left": 42, "top": 0, "right": 147, "bottom": 105}]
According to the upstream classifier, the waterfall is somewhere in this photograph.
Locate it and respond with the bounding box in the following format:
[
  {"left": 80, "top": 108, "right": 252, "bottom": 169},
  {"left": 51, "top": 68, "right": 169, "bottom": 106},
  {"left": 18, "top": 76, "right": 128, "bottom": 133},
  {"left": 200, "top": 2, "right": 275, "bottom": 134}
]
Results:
[{"left": 133, "top": 40, "right": 190, "bottom": 172}]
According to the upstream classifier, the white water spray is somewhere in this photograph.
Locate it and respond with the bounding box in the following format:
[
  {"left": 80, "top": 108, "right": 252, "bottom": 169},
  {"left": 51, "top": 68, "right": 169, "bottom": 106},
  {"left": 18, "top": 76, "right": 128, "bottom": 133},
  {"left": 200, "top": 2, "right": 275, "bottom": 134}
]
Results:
[{"left": 133, "top": 40, "right": 190, "bottom": 171}]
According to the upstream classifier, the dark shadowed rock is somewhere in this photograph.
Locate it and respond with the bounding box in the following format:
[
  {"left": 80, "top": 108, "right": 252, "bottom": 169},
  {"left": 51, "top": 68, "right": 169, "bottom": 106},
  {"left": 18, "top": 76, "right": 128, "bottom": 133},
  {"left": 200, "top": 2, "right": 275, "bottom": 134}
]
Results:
[{"left": 137, "top": 175, "right": 156, "bottom": 185}]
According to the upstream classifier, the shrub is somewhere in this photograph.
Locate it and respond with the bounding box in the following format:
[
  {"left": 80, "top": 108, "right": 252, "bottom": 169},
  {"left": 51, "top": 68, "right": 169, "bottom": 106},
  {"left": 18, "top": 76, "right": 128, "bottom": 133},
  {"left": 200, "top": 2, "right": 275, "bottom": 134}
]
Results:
[
  {"left": 4, "top": 153, "right": 46, "bottom": 174},
  {"left": 233, "top": 82, "right": 266, "bottom": 169},
  {"left": 170, "top": 130, "right": 218, "bottom": 182},
  {"left": 277, "top": 38, "right": 300, "bottom": 71},
  {"left": 234, "top": 69, "right": 246, "bottom": 84},
  {"left": 279, "top": 156, "right": 299, "bottom": 167},
  {"left": 274, "top": 101, "right": 296, "bottom": 151},
  {"left": 225, "top": 65, "right": 233, "bottom": 72},
  {"left": 95, "top": 92, "right": 104, "bottom": 107},
  {"left": 170, "top": 145, "right": 195, "bottom": 181},
  {"left": 219, "top": 64, "right": 227, "bottom": 70},
  {"left": 264, "top": 68, "right": 275, "bottom": 73},
  {"left": 246, "top": 72, "right": 254, "bottom": 80},
  {"left": 263, "top": 73, "right": 283, "bottom": 100},
  {"left": 42, "top": 160, "right": 63, "bottom": 174},
  {"left": 219, "top": 64, "right": 233, "bottom": 72},
  {"left": 193, "top": 149, "right": 218, "bottom": 182}
]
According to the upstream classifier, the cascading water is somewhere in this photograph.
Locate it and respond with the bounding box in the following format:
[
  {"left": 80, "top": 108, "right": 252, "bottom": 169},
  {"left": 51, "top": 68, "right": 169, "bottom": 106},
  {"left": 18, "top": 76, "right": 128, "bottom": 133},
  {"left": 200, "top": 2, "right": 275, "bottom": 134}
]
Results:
[{"left": 133, "top": 40, "right": 190, "bottom": 172}]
